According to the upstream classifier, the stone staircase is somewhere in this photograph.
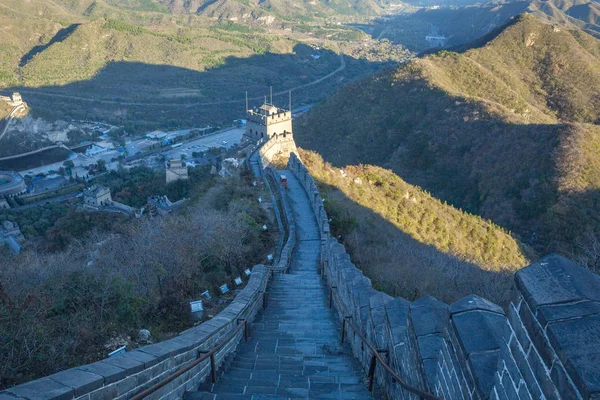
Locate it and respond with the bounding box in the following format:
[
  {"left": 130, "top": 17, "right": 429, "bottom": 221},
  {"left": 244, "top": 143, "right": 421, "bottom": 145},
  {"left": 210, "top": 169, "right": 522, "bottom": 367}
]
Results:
[{"left": 185, "top": 171, "right": 372, "bottom": 400}]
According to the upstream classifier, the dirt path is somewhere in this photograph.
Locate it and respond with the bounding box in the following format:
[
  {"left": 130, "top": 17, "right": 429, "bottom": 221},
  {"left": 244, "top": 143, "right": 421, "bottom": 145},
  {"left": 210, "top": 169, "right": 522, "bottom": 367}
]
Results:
[{"left": 18, "top": 53, "right": 346, "bottom": 108}]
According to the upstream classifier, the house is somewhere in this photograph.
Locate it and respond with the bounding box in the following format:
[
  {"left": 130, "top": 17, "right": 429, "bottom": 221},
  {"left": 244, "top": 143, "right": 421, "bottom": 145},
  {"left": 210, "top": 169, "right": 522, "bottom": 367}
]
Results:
[
  {"left": 146, "top": 131, "right": 168, "bottom": 140},
  {"left": 166, "top": 159, "right": 189, "bottom": 183},
  {"left": 0, "top": 221, "right": 25, "bottom": 253},
  {"left": 83, "top": 185, "right": 112, "bottom": 207}
]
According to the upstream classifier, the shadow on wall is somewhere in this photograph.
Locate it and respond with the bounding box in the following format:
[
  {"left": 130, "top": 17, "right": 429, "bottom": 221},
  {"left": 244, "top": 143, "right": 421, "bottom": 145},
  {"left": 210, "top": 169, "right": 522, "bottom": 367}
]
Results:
[{"left": 314, "top": 179, "right": 516, "bottom": 307}]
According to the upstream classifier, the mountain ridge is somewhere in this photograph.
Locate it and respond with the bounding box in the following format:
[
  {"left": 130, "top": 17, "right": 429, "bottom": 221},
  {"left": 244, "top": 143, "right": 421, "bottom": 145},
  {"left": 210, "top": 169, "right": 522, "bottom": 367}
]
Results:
[{"left": 296, "top": 14, "right": 600, "bottom": 255}]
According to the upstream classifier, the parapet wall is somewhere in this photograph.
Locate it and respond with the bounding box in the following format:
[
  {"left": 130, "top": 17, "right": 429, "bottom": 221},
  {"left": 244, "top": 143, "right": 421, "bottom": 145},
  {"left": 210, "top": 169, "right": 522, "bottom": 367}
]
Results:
[
  {"left": 287, "top": 152, "right": 600, "bottom": 400},
  {"left": 0, "top": 266, "right": 270, "bottom": 400},
  {"left": 263, "top": 166, "right": 296, "bottom": 273},
  {"left": 258, "top": 134, "right": 297, "bottom": 168}
]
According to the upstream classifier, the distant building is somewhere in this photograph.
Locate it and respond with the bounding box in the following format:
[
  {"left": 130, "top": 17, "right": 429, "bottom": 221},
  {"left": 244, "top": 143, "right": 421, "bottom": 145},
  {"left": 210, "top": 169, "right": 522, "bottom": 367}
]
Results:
[
  {"left": 83, "top": 185, "right": 112, "bottom": 207},
  {"left": 0, "top": 171, "right": 27, "bottom": 197},
  {"left": 0, "top": 198, "right": 9, "bottom": 210},
  {"left": 1, "top": 92, "right": 23, "bottom": 107},
  {"left": 85, "top": 144, "right": 109, "bottom": 157},
  {"left": 11, "top": 93, "right": 22, "bottom": 105},
  {"left": 246, "top": 103, "right": 293, "bottom": 143},
  {"left": 166, "top": 159, "right": 189, "bottom": 183},
  {"left": 146, "top": 195, "right": 186, "bottom": 217},
  {"left": 72, "top": 166, "right": 90, "bottom": 181},
  {"left": 0, "top": 221, "right": 25, "bottom": 253},
  {"left": 146, "top": 131, "right": 168, "bottom": 140}
]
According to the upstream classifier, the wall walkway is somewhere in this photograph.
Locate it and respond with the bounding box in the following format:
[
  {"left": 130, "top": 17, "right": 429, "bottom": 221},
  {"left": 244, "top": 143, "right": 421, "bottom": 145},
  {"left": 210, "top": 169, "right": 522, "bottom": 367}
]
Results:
[
  {"left": 185, "top": 170, "right": 371, "bottom": 399},
  {"left": 287, "top": 152, "right": 600, "bottom": 400}
]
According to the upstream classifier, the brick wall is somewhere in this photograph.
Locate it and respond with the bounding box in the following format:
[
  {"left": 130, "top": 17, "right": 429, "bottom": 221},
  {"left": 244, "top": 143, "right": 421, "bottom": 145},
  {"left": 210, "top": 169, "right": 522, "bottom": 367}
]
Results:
[{"left": 287, "top": 152, "right": 600, "bottom": 400}]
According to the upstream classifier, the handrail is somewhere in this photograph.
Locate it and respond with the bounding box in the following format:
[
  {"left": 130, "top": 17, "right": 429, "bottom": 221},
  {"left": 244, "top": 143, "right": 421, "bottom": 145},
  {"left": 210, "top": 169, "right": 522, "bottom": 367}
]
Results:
[
  {"left": 131, "top": 274, "right": 270, "bottom": 400},
  {"left": 330, "top": 287, "right": 440, "bottom": 400}
]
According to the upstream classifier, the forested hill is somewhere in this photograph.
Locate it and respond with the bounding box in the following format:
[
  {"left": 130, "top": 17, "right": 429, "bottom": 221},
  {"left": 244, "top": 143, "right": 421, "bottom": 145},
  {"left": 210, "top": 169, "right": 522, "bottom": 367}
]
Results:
[
  {"left": 6, "top": 0, "right": 388, "bottom": 22},
  {"left": 296, "top": 14, "right": 600, "bottom": 256}
]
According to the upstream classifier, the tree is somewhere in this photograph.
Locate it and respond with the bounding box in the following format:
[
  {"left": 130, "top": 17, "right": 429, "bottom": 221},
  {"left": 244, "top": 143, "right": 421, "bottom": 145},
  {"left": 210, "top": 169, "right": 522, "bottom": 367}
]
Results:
[{"left": 97, "top": 160, "right": 107, "bottom": 172}]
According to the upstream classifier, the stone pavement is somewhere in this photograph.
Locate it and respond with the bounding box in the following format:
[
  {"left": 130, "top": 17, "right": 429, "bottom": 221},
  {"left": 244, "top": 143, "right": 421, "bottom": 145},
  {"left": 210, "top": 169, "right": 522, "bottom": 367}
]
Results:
[{"left": 185, "top": 170, "right": 371, "bottom": 400}]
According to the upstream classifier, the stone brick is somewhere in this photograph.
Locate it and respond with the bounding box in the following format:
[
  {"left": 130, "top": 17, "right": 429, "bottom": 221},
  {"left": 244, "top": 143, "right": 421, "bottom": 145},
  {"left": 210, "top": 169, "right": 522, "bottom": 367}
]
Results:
[
  {"left": 537, "top": 301, "right": 600, "bottom": 328},
  {"left": 450, "top": 294, "right": 504, "bottom": 316},
  {"left": 417, "top": 334, "right": 444, "bottom": 360},
  {"left": 452, "top": 310, "right": 505, "bottom": 354},
  {"left": 518, "top": 298, "right": 554, "bottom": 368},
  {"left": 515, "top": 254, "right": 600, "bottom": 310},
  {"left": 507, "top": 303, "right": 531, "bottom": 354},
  {"left": 6, "top": 378, "right": 74, "bottom": 400},
  {"left": 550, "top": 361, "right": 580, "bottom": 400},
  {"left": 469, "top": 351, "right": 500, "bottom": 398},
  {"left": 546, "top": 314, "right": 600, "bottom": 398},
  {"left": 100, "top": 354, "right": 145, "bottom": 375},
  {"left": 127, "top": 350, "right": 159, "bottom": 368},
  {"left": 48, "top": 368, "right": 104, "bottom": 396},
  {"left": 77, "top": 361, "right": 127, "bottom": 385},
  {"left": 410, "top": 296, "right": 449, "bottom": 337}
]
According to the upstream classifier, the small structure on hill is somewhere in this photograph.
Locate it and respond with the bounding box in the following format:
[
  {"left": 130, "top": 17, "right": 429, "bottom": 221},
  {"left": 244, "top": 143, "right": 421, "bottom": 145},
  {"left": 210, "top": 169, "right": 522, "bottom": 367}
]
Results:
[
  {"left": 146, "top": 131, "right": 167, "bottom": 140},
  {"left": 0, "top": 92, "right": 23, "bottom": 107},
  {"left": 166, "top": 159, "right": 189, "bottom": 183},
  {"left": 146, "top": 195, "right": 187, "bottom": 217},
  {"left": 83, "top": 185, "right": 112, "bottom": 207},
  {"left": 0, "top": 221, "right": 25, "bottom": 253},
  {"left": 246, "top": 102, "right": 293, "bottom": 142},
  {"left": 0, "top": 171, "right": 27, "bottom": 197}
]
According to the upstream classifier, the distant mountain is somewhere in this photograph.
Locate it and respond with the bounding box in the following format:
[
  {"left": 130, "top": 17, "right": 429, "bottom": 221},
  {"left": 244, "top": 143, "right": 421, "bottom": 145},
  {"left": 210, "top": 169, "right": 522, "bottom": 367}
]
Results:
[
  {"left": 35, "top": 0, "right": 388, "bottom": 22},
  {"left": 296, "top": 14, "right": 600, "bottom": 255}
]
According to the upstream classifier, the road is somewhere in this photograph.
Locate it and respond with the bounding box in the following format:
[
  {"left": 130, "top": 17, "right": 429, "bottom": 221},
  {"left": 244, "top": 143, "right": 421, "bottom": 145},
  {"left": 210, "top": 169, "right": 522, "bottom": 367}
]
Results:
[
  {"left": 17, "top": 53, "right": 346, "bottom": 108},
  {"left": 163, "top": 127, "right": 246, "bottom": 160},
  {"left": 0, "top": 104, "right": 26, "bottom": 140},
  {"left": 127, "top": 126, "right": 245, "bottom": 158}
]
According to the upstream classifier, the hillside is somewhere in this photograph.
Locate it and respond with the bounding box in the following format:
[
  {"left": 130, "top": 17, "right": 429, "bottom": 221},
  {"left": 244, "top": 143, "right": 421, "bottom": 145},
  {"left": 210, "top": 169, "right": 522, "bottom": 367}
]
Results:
[
  {"left": 296, "top": 14, "right": 600, "bottom": 256},
  {"left": 0, "top": 0, "right": 406, "bottom": 134},
  {"left": 299, "top": 149, "right": 530, "bottom": 305}
]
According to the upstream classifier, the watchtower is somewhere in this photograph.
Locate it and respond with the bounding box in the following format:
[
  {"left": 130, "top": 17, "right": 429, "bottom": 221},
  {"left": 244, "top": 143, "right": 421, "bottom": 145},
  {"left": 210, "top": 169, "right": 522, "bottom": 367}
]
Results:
[{"left": 246, "top": 103, "right": 293, "bottom": 142}]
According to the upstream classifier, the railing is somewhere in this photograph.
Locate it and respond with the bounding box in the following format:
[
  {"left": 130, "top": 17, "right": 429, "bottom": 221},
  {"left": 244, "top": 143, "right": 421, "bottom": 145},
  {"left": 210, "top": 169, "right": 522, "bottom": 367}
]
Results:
[
  {"left": 133, "top": 157, "right": 296, "bottom": 398},
  {"left": 131, "top": 271, "right": 271, "bottom": 400},
  {"left": 328, "top": 286, "right": 440, "bottom": 400},
  {"left": 263, "top": 166, "right": 295, "bottom": 273}
]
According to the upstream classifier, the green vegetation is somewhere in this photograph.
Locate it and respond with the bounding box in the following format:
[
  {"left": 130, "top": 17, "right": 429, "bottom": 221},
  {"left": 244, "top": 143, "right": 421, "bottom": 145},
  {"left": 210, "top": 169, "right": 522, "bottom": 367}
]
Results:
[
  {"left": 297, "top": 15, "right": 600, "bottom": 257},
  {"left": 0, "top": 173, "right": 277, "bottom": 389},
  {"left": 301, "top": 149, "right": 529, "bottom": 305},
  {"left": 95, "top": 165, "right": 214, "bottom": 207}
]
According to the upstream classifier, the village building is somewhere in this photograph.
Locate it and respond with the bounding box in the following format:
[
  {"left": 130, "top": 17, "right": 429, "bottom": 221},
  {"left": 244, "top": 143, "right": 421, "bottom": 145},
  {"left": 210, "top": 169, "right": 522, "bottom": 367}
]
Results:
[
  {"left": 0, "top": 221, "right": 25, "bottom": 253},
  {"left": 0, "top": 198, "right": 9, "bottom": 210},
  {"left": 166, "top": 159, "right": 189, "bottom": 183},
  {"left": 146, "top": 195, "right": 186, "bottom": 217},
  {"left": 83, "top": 185, "right": 112, "bottom": 207},
  {"left": 146, "top": 131, "right": 168, "bottom": 140}
]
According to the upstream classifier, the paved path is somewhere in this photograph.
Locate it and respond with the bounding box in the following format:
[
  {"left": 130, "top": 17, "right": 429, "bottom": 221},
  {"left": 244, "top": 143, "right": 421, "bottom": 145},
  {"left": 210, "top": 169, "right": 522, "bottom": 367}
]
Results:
[{"left": 186, "top": 170, "right": 370, "bottom": 400}]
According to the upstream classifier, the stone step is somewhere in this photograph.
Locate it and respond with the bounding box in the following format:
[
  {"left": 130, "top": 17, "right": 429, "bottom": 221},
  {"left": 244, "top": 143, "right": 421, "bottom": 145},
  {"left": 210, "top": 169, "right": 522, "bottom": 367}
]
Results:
[{"left": 185, "top": 170, "right": 370, "bottom": 400}]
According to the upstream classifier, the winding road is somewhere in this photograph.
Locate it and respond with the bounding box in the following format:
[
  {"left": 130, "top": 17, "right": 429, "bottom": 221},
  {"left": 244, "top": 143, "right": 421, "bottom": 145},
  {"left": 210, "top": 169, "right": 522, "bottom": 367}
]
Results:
[{"left": 17, "top": 53, "right": 346, "bottom": 108}]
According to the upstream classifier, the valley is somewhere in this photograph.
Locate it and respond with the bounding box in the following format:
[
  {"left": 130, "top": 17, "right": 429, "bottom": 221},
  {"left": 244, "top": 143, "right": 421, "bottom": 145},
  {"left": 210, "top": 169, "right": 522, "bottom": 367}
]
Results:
[{"left": 2, "top": 0, "right": 600, "bottom": 394}]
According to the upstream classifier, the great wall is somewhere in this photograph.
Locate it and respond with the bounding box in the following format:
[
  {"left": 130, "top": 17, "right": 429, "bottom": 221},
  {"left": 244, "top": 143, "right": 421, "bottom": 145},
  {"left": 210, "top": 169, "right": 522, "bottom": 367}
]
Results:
[{"left": 1, "top": 110, "right": 599, "bottom": 400}]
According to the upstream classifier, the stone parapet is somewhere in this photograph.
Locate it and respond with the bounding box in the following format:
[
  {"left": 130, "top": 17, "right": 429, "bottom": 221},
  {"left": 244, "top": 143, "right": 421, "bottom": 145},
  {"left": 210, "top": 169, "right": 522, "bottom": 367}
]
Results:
[
  {"left": 287, "top": 152, "right": 600, "bottom": 400},
  {"left": 263, "top": 166, "right": 296, "bottom": 274}
]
